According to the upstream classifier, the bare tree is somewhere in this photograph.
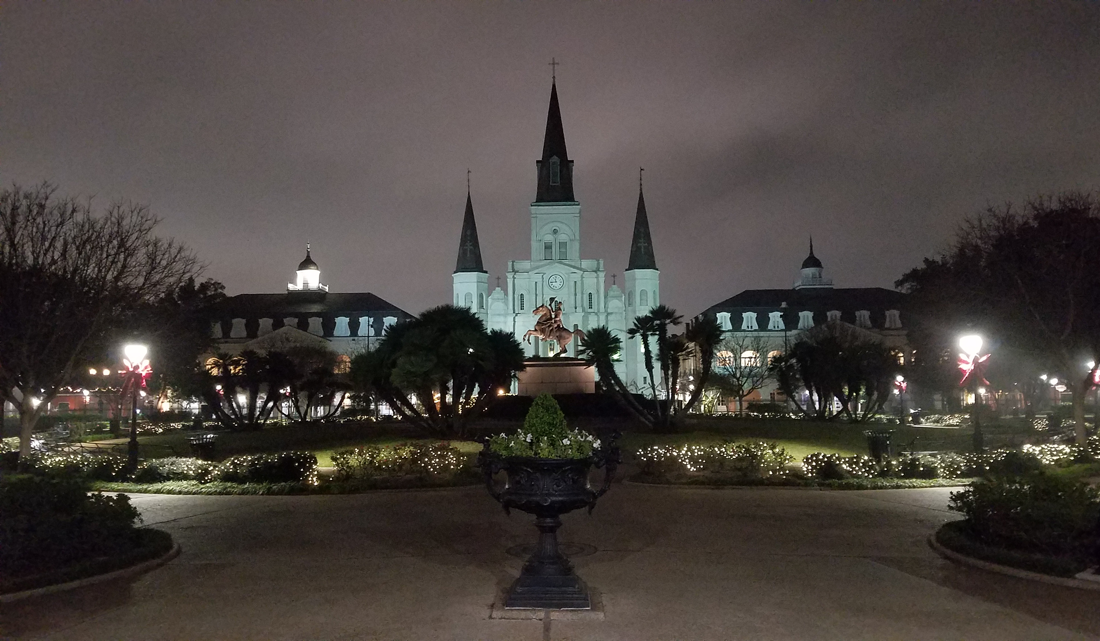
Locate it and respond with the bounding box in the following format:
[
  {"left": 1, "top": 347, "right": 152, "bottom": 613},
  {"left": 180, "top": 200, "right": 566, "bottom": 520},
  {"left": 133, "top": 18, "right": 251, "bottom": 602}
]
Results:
[
  {"left": 0, "top": 184, "right": 200, "bottom": 456},
  {"left": 712, "top": 334, "right": 774, "bottom": 416}
]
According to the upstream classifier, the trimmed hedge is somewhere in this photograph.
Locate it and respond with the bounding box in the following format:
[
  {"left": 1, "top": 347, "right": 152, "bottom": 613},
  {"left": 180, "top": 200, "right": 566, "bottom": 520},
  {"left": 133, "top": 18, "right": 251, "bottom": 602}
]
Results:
[
  {"left": 331, "top": 443, "right": 466, "bottom": 481},
  {"left": 936, "top": 520, "right": 1086, "bottom": 578},
  {"left": 0, "top": 528, "right": 173, "bottom": 595},
  {"left": 216, "top": 452, "right": 318, "bottom": 485},
  {"left": 635, "top": 441, "right": 794, "bottom": 481},
  {"left": 949, "top": 474, "right": 1100, "bottom": 560},
  {"left": 0, "top": 475, "right": 142, "bottom": 578}
]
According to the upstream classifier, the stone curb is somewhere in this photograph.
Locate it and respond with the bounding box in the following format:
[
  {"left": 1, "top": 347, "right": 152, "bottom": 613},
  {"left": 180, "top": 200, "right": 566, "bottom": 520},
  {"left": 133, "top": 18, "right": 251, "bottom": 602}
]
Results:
[
  {"left": 623, "top": 479, "right": 969, "bottom": 491},
  {"left": 0, "top": 541, "right": 181, "bottom": 604},
  {"left": 927, "top": 533, "right": 1100, "bottom": 592}
]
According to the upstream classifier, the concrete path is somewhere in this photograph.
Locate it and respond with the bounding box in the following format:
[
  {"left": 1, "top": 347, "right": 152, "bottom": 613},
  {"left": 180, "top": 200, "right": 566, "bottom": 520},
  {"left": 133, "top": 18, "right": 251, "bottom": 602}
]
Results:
[{"left": 3, "top": 484, "right": 1099, "bottom": 640}]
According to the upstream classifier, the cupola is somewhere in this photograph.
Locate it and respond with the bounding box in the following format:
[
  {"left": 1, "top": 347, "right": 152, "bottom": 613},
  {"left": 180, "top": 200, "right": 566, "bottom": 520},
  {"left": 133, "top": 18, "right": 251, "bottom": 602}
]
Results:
[
  {"left": 288, "top": 244, "right": 328, "bottom": 292},
  {"left": 794, "top": 238, "right": 832, "bottom": 290}
]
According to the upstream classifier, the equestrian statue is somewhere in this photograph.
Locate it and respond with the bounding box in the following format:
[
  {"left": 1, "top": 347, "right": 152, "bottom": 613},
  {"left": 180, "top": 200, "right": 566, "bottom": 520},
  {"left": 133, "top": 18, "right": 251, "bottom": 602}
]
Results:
[{"left": 522, "top": 297, "right": 586, "bottom": 356}]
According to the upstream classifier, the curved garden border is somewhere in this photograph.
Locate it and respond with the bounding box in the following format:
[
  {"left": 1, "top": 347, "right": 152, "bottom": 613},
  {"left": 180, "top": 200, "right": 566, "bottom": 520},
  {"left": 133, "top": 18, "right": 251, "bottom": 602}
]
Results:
[
  {"left": 929, "top": 527, "right": 1100, "bottom": 592},
  {"left": 0, "top": 531, "right": 180, "bottom": 603}
]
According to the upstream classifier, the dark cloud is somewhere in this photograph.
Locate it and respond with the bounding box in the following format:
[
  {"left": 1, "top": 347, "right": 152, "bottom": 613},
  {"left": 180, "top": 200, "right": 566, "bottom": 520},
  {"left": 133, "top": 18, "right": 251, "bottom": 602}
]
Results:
[{"left": 2, "top": 1, "right": 1098, "bottom": 316}]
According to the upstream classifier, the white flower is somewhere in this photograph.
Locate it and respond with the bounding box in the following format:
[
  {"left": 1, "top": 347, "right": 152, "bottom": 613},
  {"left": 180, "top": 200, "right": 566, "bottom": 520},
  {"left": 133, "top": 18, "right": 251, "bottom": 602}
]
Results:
[
  {"left": 526, "top": 434, "right": 533, "bottom": 442},
  {"left": 562, "top": 438, "right": 571, "bottom": 445},
  {"left": 594, "top": 440, "right": 601, "bottom": 449}
]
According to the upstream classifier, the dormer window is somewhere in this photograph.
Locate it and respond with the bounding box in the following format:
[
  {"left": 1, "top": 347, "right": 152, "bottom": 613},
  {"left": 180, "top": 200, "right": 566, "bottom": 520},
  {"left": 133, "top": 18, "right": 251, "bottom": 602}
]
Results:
[
  {"left": 798, "top": 311, "right": 814, "bottom": 330},
  {"left": 550, "top": 157, "right": 561, "bottom": 185},
  {"left": 827, "top": 310, "right": 841, "bottom": 322},
  {"left": 855, "top": 310, "right": 872, "bottom": 328},
  {"left": 885, "top": 310, "right": 902, "bottom": 329},
  {"left": 767, "top": 311, "right": 785, "bottom": 331},
  {"left": 716, "top": 312, "right": 732, "bottom": 330},
  {"left": 741, "top": 312, "right": 759, "bottom": 331}
]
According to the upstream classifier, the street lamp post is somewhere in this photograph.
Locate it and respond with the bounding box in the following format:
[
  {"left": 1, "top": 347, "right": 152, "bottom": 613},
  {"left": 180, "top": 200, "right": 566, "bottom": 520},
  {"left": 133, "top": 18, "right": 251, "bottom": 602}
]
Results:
[
  {"left": 894, "top": 375, "right": 907, "bottom": 425},
  {"left": 121, "top": 344, "right": 151, "bottom": 472},
  {"left": 958, "top": 334, "right": 990, "bottom": 453}
]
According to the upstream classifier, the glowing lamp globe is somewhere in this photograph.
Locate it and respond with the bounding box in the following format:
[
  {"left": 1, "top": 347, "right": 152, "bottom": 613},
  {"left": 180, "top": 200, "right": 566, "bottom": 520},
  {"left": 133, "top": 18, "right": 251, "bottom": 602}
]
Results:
[
  {"left": 959, "top": 335, "right": 983, "bottom": 357},
  {"left": 124, "top": 344, "right": 148, "bottom": 364}
]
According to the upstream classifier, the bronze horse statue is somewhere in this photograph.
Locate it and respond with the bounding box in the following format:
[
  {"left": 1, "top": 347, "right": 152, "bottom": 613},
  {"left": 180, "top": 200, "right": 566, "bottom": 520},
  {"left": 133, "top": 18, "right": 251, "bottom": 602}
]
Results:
[{"left": 523, "top": 301, "right": 586, "bottom": 356}]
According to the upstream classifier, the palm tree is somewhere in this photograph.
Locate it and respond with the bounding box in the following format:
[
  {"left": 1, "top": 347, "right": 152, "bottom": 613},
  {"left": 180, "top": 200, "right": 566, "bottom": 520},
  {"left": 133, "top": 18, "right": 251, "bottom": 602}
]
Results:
[
  {"left": 579, "top": 327, "right": 654, "bottom": 428},
  {"left": 627, "top": 315, "right": 659, "bottom": 402},
  {"left": 640, "top": 305, "right": 682, "bottom": 423},
  {"left": 681, "top": 315, "right": 723, "bottom": 414},
  {"left": 350, "top": 305, "right": 525, "bottom": 437}
]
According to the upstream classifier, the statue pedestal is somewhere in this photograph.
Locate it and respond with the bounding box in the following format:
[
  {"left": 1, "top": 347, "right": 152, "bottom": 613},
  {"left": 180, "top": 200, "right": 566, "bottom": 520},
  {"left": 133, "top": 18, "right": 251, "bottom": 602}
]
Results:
[{"left": 517, "top": 359, "right": 595, "bottom": 396}]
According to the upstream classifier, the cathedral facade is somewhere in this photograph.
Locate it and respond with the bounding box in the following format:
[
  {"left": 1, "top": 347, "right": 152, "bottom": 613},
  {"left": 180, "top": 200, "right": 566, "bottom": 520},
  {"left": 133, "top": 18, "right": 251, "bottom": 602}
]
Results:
[{"left": 452, "top": 80, "right": 658, "bottom": 389}]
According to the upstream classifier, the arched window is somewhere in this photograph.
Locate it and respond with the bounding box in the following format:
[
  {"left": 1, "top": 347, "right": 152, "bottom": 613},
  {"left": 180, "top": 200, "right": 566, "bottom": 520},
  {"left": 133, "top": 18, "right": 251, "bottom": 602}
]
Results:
[
  {"left": 716, "top": 351, "right": 735, "bottom": 368},
  {"left": 550, "top": 157, "right": 560, "bottom": 185},
  {"left": 767, "top": 350, "right": 782, "bottom": 364},
  {"left": 335, "top": 355, "right": 351, "bottom": 374},
  {"left": 464, "top": 292, "right": 473, "bottom": 308},
  {"left": 478, "top": 293, "right": 485, "bottom": 310},
  {"left": 741, "top": 350, "right": 760, "bottom": 368},
  {"left": 627, "top": 290, "right": 634, "bottom": 307},
  {"left": 639, "top": 289, "right": 649, "bottom": 307},
  {"left": 587, "top": 292, "right": 594, "bottom": 310},
  {"left": 519, "top": 293, "right": 525, "bottom": 311}
]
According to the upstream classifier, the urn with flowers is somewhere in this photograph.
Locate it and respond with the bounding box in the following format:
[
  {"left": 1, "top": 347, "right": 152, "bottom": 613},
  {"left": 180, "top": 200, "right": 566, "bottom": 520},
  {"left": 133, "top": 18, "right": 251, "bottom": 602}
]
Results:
[{"left": 479, "top": 393, "right": 619, "bottom": 610}]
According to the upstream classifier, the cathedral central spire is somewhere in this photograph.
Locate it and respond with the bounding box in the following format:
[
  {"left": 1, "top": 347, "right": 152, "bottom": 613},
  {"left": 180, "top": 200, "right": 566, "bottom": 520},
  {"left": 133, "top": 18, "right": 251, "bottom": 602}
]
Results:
[{"left": 534, "top": 79, "right": 576, "bottom": 203}]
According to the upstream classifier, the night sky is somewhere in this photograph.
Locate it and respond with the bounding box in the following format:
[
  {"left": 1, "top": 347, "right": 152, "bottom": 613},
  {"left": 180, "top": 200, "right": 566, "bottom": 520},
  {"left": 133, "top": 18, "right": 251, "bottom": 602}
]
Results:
[{"left": 3, "top": 2, "right": 1098, "bottom": 318}]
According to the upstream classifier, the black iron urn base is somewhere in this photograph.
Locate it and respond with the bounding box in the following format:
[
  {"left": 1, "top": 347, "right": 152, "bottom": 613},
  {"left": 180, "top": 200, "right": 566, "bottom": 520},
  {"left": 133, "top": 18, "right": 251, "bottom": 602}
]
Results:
[
  {"left": 480, "top": 445, "right": 618, "bottom": 611},
  {"left": 504, "top": 515, "right": 590, "bottom": 609}
]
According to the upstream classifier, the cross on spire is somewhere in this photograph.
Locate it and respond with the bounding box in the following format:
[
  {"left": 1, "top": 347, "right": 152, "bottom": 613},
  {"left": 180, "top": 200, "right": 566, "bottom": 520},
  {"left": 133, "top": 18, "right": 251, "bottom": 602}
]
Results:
[
  {"left": 306, "top": 242, "right": 311, "bottom": 255},
  {"left": 549, "top": 57, "right": 560, "bottom": 80},
  {"left": 467, "top": 168, "right": 471, "bottom": 193},
  {"left": 639, "top": 166, "right": 644, "bottom": 189}
]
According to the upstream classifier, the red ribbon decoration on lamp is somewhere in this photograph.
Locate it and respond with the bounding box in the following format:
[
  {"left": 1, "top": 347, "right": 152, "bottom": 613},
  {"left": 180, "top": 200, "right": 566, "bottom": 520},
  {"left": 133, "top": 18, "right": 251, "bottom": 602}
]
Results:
[
  {"left": 119, "top": 358, "right": 152, "bottom": 397},
  {"left": 958, "top": 352, "right": 990, "bottom": 386}
]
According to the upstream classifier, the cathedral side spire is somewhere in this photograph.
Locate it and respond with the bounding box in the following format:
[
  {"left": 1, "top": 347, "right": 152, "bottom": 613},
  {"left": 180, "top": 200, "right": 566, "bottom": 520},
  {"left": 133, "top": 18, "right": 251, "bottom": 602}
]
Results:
[
  {"left": 454, "top": 191, "right": 486, "bottom": 273},
  {"left": 626, "top": 178, "right": 657, "bottom": 271},
  {"left": 534, "top": 78, "right": 576, "bottom": 203}
]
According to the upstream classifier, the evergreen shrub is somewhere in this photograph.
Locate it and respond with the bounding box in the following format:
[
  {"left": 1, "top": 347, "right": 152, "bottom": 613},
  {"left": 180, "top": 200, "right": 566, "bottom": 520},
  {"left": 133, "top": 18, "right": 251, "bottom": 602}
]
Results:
[
  {"left": 331, "top": 443, "right": 464, "bottom": 480},
  {"left": 949, "top": 474, "right": 1100, "bottom": 559},
  {"left": 215, "top": 452, "right": 318, "bottom": 485},
  {"left": 134, "top": 457, "right": 219, "bottom": 484},
  {"left": 0, "top": 475, "right": 141, "bottom": 576}
]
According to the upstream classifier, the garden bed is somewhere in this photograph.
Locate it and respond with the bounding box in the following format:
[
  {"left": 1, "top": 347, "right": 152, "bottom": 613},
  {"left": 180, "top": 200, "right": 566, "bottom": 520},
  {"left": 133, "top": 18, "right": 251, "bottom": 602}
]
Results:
[
  {"left": 0, "top": 528, "right": 174, "bottom": 596},
  {"left": 934, "top": 520, "right": 1088, "bottom": 578}
]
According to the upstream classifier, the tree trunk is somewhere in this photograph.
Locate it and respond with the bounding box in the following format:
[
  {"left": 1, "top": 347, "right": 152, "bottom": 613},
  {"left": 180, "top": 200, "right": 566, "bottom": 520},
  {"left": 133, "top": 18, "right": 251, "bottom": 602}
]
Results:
[{"left": 18, "top": 394, "right": 40, "bottom": 457}]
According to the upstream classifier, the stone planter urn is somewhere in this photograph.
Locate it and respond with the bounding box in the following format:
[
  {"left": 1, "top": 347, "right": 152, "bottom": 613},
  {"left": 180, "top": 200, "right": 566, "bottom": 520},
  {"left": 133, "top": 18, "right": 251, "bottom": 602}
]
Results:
[{"left": 479, "top": 442, "right": 619, "bottom": 609}]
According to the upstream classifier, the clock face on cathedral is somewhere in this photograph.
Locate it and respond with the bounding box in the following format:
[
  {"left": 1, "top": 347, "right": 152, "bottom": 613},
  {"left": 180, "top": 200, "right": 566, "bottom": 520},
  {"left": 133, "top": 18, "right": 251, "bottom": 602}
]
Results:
[{"left": 547, "top": 274, "right": 565, "bottom": 290}]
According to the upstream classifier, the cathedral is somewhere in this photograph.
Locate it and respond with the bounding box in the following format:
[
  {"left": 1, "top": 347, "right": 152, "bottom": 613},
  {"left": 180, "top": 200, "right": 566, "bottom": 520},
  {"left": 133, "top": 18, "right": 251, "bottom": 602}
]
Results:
[{"left": 452, "top": 80, "right": 659, "bottom": 389}]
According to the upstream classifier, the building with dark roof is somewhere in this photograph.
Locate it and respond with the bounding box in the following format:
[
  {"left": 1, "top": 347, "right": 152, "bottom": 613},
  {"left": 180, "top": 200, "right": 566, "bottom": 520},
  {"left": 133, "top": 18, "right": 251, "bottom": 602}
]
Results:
[
  {"left": 696, "top": 242, "right": 908, "bottom": 408},
  {"left": 208, "top": 246, "right": 412, "bottom": 358}
]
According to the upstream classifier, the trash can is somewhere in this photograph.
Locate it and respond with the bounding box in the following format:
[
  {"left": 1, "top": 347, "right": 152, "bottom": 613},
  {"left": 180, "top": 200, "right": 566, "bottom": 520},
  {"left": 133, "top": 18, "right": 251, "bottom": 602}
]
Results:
[
  {"left": 864, "top": 429, "right": 894, "bottom": 462},
  {"left": 188, "top": 433, "right": 218, "bottom": 461}
]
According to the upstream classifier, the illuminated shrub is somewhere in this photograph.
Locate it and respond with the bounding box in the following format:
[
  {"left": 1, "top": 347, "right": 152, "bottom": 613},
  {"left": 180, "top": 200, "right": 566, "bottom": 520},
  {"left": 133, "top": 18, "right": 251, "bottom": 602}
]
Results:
[
  {"left": 636, "top": 441, "right": 793, "bottom": 479},
  {"left": 20, "top": 452, "right": 128, "bottom": 481},
  {"left": 331, "top": 443, "right": 464, "bottom": 480},
  {"left": 801, "top": 453, "right": 878, "bottom": 480},
  {"left": 215, "top": 452, "right": 318, "bottom": 485},
  {"left": 134, "top": 457, "right": 218, "bottom": 484}
]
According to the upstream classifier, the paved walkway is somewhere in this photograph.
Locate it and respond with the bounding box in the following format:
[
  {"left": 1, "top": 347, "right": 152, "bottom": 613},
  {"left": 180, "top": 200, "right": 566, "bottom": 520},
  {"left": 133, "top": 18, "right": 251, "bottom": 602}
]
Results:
[{"left": 3, "top": 485, "right": 1099, "bottom": 640}]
